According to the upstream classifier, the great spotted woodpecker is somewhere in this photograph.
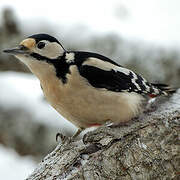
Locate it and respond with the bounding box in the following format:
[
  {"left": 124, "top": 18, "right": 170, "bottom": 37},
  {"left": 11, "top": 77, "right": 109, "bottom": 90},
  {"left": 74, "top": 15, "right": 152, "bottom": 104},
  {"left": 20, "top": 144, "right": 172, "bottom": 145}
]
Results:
[{"left": 3, "top": 33, "right": 175, "bottom": 139}]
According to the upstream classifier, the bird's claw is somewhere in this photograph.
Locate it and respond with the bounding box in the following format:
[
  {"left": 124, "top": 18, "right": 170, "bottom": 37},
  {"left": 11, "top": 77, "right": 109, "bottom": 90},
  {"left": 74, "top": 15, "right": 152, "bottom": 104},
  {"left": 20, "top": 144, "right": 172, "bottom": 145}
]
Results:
[
  {"left": 56, "top": 132, "right": 65, "bottom": 142},
  {"left": 56, "top": 128, "right": 83, "bottom": 144},
  {"left": 56, "top": 132, "right": 71, "bottom": 144}
]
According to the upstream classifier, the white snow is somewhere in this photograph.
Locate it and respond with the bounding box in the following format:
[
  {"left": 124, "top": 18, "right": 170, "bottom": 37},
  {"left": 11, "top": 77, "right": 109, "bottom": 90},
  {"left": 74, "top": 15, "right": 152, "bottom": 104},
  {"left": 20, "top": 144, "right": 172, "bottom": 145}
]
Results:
[{"left": 0, "top": 144, "right": 36, "bottom": 180}]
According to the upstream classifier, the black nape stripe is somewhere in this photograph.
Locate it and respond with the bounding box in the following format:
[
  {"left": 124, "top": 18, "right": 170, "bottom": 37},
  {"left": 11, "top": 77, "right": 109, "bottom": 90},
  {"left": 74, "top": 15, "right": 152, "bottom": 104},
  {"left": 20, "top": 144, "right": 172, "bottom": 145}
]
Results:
[{"left": 30, "top": 52, "right": 72, "bottom": 84}]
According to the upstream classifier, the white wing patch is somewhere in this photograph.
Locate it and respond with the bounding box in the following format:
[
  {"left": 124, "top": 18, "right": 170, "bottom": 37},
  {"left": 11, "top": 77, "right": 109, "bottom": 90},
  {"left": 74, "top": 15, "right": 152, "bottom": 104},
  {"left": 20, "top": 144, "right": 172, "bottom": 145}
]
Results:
[
  {"left": 82, "top": 57, "right": 130, "bottom": 75},
  {"left": 65, "top": 52, "right": 75, "bottom": 63}
]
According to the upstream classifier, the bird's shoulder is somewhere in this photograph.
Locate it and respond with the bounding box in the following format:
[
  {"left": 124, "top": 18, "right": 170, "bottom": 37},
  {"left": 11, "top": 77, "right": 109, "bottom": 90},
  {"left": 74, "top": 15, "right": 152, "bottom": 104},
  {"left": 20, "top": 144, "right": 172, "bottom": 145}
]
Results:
[{"left": 68, "top": 51, "right": 121, "bottom": 67}]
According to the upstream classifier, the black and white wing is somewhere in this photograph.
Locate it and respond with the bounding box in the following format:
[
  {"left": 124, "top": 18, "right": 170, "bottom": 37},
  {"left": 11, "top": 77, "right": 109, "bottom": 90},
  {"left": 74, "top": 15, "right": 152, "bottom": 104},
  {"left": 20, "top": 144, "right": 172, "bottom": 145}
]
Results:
[{"left": 75, "top": 53, "right": 160, "bottom": 95}]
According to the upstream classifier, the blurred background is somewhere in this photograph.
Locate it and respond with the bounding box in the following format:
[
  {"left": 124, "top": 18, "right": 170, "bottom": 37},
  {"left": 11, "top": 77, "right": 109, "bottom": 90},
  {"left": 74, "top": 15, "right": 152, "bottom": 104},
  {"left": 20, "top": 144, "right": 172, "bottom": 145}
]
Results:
[{"left": 0, "top": 0, "right": 180, "bottom": 179}]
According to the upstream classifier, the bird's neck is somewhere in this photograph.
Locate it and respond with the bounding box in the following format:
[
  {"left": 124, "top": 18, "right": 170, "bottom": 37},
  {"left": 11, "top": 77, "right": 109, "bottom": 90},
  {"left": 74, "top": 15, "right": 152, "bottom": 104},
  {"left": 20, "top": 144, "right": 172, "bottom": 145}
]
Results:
[
  {"left": 26, "top": 54, "right": 72, "bottom": 85},
  {"left": 26, "top": 60, "right": 56, "bottom": 81}
]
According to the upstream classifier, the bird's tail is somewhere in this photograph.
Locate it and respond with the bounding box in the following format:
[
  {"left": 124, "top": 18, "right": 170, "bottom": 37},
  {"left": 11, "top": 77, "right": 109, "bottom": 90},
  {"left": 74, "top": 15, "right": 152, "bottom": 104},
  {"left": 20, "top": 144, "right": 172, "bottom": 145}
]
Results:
[{"left": 151, "top": 83, "right": 176, "bottom": 96}]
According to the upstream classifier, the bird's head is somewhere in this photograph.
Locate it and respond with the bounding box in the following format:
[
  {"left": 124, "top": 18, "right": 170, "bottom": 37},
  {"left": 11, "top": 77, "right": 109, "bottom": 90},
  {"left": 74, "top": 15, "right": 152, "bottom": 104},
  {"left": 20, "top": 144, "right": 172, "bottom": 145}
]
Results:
[
  {"left": 3, "top": 33, "right": 66, "bottom": 78},
  {"left": 3, "top": 33, "right": 65, "bottom": 65}
]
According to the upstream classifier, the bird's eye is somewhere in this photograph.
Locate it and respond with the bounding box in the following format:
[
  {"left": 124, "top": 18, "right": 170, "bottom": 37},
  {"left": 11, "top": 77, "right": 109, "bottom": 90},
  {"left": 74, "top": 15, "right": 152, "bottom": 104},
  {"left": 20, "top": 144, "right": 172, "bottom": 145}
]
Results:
[{"left": 37, "top": 42, "right": 46, "bottom": 49}]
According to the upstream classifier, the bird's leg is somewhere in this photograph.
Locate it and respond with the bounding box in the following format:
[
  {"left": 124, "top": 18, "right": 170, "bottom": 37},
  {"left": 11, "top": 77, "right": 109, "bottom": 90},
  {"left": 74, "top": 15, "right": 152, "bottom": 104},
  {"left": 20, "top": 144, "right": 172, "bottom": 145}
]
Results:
[
  {"left": 56, "top": 127, "right": 84, "bottom": 143},
  {"left": 56, "top": 132, "right": 67, "bottom": 142},
  {"left": 72, "top": 128, "right": 84, "bottom": 139}
]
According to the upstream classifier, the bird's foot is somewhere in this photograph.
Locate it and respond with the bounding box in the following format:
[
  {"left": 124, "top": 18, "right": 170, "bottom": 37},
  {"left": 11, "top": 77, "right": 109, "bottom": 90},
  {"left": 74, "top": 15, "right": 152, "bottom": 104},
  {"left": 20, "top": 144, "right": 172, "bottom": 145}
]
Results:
[
  {"left": 56, "top": 132, "right": 71, "bottom": 144},
  {"left": 56, "top": 128, "right": 84, "bottom": 144}
]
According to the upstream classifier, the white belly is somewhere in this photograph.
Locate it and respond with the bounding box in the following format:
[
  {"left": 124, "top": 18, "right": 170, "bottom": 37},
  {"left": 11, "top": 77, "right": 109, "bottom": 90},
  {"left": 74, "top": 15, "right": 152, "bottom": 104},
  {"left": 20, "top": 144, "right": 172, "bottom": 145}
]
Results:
[{"left": 40, "top": 66, "right": 144, "bottom": 128}]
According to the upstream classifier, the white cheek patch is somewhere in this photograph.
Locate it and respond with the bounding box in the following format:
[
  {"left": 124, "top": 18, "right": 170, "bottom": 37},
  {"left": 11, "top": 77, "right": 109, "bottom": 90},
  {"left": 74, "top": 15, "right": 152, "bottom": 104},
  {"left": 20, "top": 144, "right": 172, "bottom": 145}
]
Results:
[{"left": 34, "top": 41, "right": 64, "bottom": 59}]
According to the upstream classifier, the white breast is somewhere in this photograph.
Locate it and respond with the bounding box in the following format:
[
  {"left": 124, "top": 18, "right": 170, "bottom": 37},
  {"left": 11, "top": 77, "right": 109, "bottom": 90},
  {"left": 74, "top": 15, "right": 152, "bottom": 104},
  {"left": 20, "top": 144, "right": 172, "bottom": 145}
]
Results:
[
  {"left": 41, "top": 65, "right": 144, "bottom": 128},
  {"left": 23, "top": 60, "right": 144, "bottom": 128}
]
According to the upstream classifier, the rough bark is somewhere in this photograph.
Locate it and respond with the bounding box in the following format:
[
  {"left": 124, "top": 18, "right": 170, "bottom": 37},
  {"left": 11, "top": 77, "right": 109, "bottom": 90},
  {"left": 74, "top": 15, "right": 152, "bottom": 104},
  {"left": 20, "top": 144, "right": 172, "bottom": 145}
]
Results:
[{"left": 26, "top": 92, "right": 180, "bottom": 180}]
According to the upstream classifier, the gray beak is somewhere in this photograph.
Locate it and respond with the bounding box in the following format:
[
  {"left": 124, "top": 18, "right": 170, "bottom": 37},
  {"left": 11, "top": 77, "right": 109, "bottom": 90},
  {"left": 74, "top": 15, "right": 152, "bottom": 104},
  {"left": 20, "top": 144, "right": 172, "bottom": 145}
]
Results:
[{"left": 3, "top": 45, "right": 30, "bottom": 55}]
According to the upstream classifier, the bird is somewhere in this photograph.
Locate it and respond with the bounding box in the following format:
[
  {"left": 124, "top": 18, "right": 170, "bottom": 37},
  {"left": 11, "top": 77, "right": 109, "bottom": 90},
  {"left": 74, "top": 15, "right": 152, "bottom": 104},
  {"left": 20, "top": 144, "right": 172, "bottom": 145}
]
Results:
[{"left": 3, "top": 33, "right": 175, "bottom": 139}]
